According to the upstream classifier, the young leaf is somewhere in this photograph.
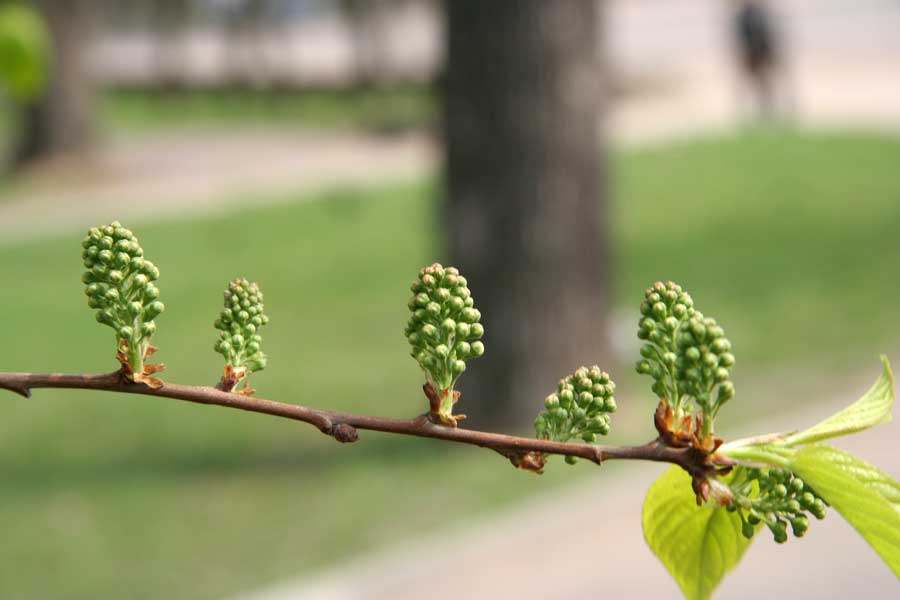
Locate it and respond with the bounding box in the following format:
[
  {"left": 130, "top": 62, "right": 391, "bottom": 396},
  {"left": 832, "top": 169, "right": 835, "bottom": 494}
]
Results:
[
  {"left": 643, "top": 466, "right": 755, "bottom": 600},
  {"left": 786, "top": 355, "right": 894, "bottom": 447},
  {"left": 790, "top": 445, "right": 900, "bottom": 577}
]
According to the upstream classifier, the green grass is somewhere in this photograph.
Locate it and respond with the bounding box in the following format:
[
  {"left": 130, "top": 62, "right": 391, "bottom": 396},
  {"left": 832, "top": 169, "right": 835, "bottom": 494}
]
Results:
[
  {"left": 615, "top": 129, "right": 900, "bottom": 368},
  {"left": 1, "top": 129, "right": 899, "bottom": 598},
  {"left": 101, "top": 86, "right": 435, "bottom": 133}
]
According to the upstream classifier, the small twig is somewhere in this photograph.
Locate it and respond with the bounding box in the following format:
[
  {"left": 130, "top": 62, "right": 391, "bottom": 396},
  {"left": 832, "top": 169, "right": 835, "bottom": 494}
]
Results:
[{"left": 0, "top": 371, "right": 715, "bottom": 472}]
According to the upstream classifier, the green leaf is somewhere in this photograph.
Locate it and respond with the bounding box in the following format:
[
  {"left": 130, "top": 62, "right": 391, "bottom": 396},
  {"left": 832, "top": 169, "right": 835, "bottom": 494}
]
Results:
[
  {"left": 786, "top": 356, "right": 894, "bottom": 446},
  {"left": 643, "top": 466, "right": 755, "bottom": 600},
  {"left": 790, "top": 445, "right": 900, "bottom": 577}
]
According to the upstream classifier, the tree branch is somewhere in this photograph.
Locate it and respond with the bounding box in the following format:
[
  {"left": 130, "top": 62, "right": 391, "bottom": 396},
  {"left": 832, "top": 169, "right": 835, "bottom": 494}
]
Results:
[{"left": 0, "top": 371, "right": 708, "bottom": 472}]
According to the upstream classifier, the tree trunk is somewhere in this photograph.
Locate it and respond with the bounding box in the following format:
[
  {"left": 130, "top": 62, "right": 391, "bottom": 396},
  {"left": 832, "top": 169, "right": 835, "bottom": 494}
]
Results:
[
  {"left": 442, "top": 0, "right": 610, "bottom": 428},
  {"left": 13, "top": 0, "right": 94, "bottom": 167}
]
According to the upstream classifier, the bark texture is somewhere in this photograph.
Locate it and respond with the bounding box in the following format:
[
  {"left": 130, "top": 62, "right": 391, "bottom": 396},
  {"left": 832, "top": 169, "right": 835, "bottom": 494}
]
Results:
[{"left": 443, "top": 0, "right": 610, "bottom": 427}]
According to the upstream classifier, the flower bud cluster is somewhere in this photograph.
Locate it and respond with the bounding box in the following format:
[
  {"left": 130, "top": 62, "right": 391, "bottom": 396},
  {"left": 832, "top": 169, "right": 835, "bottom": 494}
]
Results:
[
  {"left": 214, "top": 279, "right": 269, "bottom": 388},
  {"left": 81, "top": 221, "right": 163, "bottom": 380},
  {"left": 671, "top": 312, "right": 735, "bottom": 412},
  {"left": 534, "top": 366, "right": 617, "bottom": 465},
  {"left": 405, "top": 263, "right": 484, "bottom": 394},
  {"left": 730, "top": 467, "right": 827, "bottom": 544},
  {"left": 635, "top": 281, "right": 735, "bottom": 430},
  {"left": 635, "top": 281, "right": 695, "bottom": 401}
]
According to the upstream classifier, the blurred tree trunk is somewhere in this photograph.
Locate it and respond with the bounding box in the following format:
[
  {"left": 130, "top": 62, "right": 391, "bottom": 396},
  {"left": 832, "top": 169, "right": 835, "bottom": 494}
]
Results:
[
  {"left": 153, "top": 0, "right": 191, "bottom": 91},
  {"left": 443, "top": 0, "right": 610, "bottom": 428},
  {"left": 13, "top": 0, "right": 94, "bottom": 167}
]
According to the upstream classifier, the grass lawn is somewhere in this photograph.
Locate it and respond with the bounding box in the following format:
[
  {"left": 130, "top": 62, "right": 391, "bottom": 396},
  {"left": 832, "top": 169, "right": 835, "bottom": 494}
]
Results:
[
  {"left": 1, "top": 129, "right": 899, "bottom": 598},
  {"left": 101, "top": 86, "right": 436, "bottom": 133}
]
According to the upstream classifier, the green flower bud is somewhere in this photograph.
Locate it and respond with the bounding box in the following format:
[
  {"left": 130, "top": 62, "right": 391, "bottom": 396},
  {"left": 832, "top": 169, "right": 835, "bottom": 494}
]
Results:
[
  {"left": 544, "top": 394, "right": 560, "bottom": 409},
  {"left": 96, "top": 309, "right": 116, "bottom": 326},
  {"left": 144, "top": 301, "right": 165, "bottom": 320},
  {"left": 245, "top": 354, "right": 267, "bottom": 372},
  {"left": 456, "top": 322, "right": 471, "bottom": 338},
  {"left": 741, "top": 521, "right": 755, "bottom": 539},
  {"left": 565, "top": 455, "right": 578, "bottom": 466},
  {"left": 717, "top": 381, "right": 735, "bottom": 401},
  {"left": 790, "top": 515, "right": 809, "bottom": 537},
  {"left": 470, "top": 341, "right": 485, "bottom": 357},
  {"left": 470, "top": 323, "right": 485, "bottom": 338},
  {"left": 711, "top": 338, "right": 731, "bottom": 353}
]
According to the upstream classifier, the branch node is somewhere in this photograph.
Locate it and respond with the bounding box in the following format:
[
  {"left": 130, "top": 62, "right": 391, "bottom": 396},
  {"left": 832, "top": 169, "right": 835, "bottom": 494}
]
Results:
[
  {"left": 1, "top": 384, "right": 31, "bottom": 399},
  {"left": 330, "top": 423, "right": 359, "bottom": 444}
]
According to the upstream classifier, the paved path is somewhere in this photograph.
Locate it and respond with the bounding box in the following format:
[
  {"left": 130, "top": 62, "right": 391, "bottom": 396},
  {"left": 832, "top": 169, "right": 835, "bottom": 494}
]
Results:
[
  {"left": 235, "top": 364, "right": 900, "bottom": 600},
  {"left": 0, "top": 129, "right": 435, "bottom": 248}
]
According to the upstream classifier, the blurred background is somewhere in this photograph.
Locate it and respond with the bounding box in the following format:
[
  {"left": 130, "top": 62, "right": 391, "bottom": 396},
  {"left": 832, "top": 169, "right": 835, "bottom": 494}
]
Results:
[{"left": 0, "top": 0, "right": 899, "bottom": 598}]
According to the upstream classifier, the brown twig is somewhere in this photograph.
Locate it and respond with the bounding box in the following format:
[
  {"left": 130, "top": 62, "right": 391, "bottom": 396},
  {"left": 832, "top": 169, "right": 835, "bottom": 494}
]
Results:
[{"left": 0, "top": 371, "right": 726, "bottom": 474}]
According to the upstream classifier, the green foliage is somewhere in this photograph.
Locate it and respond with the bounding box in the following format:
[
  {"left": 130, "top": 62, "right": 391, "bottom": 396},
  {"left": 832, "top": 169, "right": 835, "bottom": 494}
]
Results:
[
  {"left": 0, "top": 2, "right": 49, "bottom": 103},
  {"left": 404, "top": 262, "right": 484, "bottom": 424},
  {"left": 643, "top": 466, "right": 755, "bottom": 600},
  {"left": 534, "top": 366, "right": 616, "bottom": 462},
  {"left": 790, "top": 445, "right": 900, "bottom": 578},
  {"left": 636, "top": 281, "right": 734, "bottom": 436},
  {"left": 81, "top": 221, "right": 164, "bottom": 385},
  {"left": 785, "top": 355, "right": 894, "bottom": 446},
  {"left": 213, "top": 279, "right": 269, "bottom": 393}
]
